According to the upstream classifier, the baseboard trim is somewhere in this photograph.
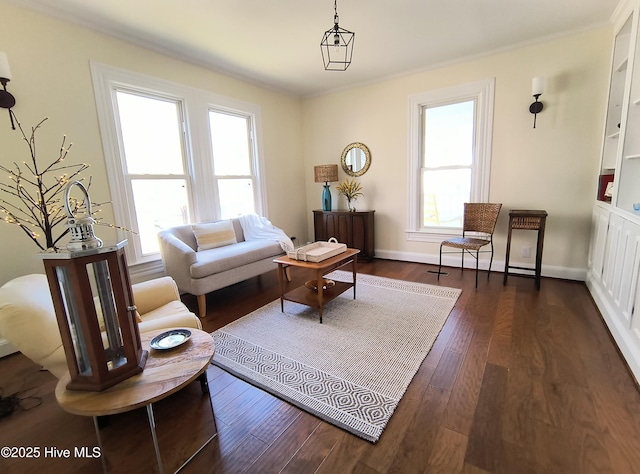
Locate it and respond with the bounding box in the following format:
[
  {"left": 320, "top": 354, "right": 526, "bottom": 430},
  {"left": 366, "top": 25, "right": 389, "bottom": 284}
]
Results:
[
  {"left": 0, "top": 338, "right": 17, "bottom": 358},
  {"left": 373, "top": 249, "right": 587, "bottom": 281}
]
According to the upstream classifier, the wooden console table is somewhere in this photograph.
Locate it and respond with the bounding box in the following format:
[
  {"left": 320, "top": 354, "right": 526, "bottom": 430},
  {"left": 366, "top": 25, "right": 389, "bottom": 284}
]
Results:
[
  {"left": 503, "top": 210, "right": 548, "bottom": 290},
  {"left": 55, "top": 328, "right": 216, "bottom": 474},
  {"left": 313, "top": 210, "right": 375, "bottom": 261},
  {"left": 274, "top": 248, "right": 359, "bottom": 323}
]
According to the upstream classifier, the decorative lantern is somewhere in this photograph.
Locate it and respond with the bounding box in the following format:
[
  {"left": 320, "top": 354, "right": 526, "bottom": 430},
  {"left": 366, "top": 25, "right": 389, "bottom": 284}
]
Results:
[
  {"left": 64, "top": 181, "right": 103, "bottom": 251},
  {"left": 40, "top": 182, "right": 146, "bottom": 391}
]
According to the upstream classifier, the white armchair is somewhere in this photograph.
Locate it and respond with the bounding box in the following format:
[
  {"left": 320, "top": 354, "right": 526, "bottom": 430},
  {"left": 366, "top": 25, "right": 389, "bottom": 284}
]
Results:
[{"left": 0, "top": 274, "right": 202, "bottom": 378}]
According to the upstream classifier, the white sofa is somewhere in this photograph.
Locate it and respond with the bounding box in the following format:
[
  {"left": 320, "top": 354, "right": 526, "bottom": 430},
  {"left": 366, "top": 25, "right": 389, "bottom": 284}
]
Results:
[
  {"left": 0, "top": 274, "right": 202, "bottom": 378},
  {"left": 158, "top": 217, "right": 290, "bottom": 318}
]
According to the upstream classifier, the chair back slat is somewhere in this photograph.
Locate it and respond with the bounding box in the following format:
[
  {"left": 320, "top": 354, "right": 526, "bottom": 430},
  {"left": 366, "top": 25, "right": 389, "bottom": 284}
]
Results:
[{"left": 463, "top": 203, "right": 502, "bottom": 235}]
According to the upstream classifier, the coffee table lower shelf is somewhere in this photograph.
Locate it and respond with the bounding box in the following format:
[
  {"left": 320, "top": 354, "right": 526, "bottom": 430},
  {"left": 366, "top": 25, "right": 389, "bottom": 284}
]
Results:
[{"left": 282, "top": 280, "right": 354, "bottom": 309}]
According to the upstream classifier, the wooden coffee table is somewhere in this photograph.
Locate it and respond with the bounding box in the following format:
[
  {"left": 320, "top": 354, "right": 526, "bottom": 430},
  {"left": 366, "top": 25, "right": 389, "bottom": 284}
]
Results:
[
  {"left": 55, "top": 328, "right": 216, "bottom": 474},
  {"left": 274, "top": 248, "right": 359, "bottom": 323}
]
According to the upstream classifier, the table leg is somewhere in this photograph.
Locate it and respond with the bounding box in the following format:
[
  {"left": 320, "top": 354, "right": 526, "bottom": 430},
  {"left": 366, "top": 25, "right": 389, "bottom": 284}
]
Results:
[
  {"left": 97, "top": 415, "right": 110, "bottom": 428},
  {"left": 92, "top": 416, "right": 108, "bottom": 474},
  {"left": 352, "top": 256, "right": 357, "bottom": 299},
  {"left": 504, "top": 221, "right": 513, "bottom": 285},
  {"left": 146, "top": 404, "right": 164, "bottom": 474},
  {"left": 173, "top": 386, "right": 218, "bottom": 474},
  {"left": 317, "top": 269, "right": 324, "bottom": 323},
  {"left": 197, "top": 373, "right": 209, "bottom": 394},
  {"left": 277, "top": 263, "right": 285, "bottom": 312},
  {"left": 535, "top": 224, "right": 545, "bottom": 290}
]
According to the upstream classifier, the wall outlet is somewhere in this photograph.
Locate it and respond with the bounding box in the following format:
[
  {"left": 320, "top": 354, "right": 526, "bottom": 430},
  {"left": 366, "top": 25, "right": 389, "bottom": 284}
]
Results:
[{"left": 522, "top": 246, "right": 531, "bottom": 258}]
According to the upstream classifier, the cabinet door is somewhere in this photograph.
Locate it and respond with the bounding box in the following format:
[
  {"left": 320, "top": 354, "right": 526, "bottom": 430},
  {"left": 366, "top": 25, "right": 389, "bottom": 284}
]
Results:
[
  {"left": 334, "top": 213, "right": 353, "bottom": 246},
  {"left": 589, "top": 206, "right": 610, "bottom": 282},
  {"left": 313, "top": 211, "right": 326, "bottom": 241},
  {"left": 619, "top": 219, "right": 640, "bottom": 326},
  {"left": 603, "top": 213, "right": 625, "bottom": 296},
  {"left": 351, "top": 213, "right": 368, "bottom": 254},
  {"left": 318, "top": 212, "right": 352, "bottom": 246}
]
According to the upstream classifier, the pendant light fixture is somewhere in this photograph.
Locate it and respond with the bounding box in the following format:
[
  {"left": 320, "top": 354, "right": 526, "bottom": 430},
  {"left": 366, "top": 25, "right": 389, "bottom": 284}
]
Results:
[{"left": 320, "top": 0, "right": 355, "bottom": 71}]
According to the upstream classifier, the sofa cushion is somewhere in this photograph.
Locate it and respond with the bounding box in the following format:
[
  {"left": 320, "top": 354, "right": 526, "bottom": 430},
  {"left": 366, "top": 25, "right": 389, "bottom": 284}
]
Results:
[
  {"left": 192, "top": 220, "right": 237, "bottom": 251},
  {"left": 190, "top": 240, "right": 283, "bottom": 279}
]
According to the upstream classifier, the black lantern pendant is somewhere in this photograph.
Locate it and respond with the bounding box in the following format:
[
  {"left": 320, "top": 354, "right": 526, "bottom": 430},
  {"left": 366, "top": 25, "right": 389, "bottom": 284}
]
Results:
[{"left": 320, "top": 0, "right": 355, "bottom": 71}]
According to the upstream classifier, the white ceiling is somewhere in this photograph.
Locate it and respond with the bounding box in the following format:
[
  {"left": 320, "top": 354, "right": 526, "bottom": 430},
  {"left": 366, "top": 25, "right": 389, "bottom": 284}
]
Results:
[{"left": 8, "top": 0, "right": 619, "bottom": 97}]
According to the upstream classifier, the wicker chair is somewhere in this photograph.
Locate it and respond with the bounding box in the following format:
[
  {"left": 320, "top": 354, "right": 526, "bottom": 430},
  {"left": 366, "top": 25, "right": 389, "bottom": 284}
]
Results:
[{"left": 437, "top": 203, "right": 502, "bottom": 288}]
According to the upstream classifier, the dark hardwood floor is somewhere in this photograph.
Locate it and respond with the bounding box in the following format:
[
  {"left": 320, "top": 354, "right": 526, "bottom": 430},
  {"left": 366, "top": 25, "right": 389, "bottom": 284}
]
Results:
[{"left": 1, "top": 259, "right": 640, "bottom": 473}]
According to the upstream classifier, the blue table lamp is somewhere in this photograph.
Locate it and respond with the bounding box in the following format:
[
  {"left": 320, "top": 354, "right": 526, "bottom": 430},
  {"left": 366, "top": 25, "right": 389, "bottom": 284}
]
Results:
[{"left": 314, "top": 164, "right": 339, "bottom": 211}]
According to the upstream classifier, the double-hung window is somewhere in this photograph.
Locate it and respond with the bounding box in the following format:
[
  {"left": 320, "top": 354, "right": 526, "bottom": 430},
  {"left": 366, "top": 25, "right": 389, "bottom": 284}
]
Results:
[
  {"left": 407, "top": 79, "right": 495, "bottom": 241},
  {"left": 115, "top": 90, "right": 191, "bottom": 258},
  {"left": 91, "top": 62, "right": 266, "bottom": 268},
  {"left": 209, "top": 109, "right": 257, "bottom": 219}
]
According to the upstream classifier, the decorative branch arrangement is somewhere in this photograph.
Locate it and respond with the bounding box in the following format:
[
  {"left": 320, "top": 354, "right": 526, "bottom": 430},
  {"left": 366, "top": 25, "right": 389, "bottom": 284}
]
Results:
[
  {"left": 1, "top": 114, "right": 127, "bottom": 251},
  {"left": 336, "top": 177, "right": 363, "bottom": 211}
]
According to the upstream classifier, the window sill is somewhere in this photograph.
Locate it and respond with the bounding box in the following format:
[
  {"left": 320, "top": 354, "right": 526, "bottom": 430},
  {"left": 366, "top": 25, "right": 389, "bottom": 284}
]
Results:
[
  {"left": 128, "top": 258, "right": 165, "bottom": 283},
  {"left": 406, "top": 229, "right": 461, "bottom": 243}
]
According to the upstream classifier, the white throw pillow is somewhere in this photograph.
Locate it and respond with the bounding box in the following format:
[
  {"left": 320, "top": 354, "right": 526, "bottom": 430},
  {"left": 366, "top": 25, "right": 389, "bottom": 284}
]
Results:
[{"left": 192, "top": 221, "right": 237, "bottom": 251}]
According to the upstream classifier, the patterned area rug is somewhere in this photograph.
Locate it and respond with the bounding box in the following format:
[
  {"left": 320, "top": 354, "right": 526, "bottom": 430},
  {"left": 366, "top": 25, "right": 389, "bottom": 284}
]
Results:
[{"left": 211, "top": 271, "right": 461, "bottom": 442}]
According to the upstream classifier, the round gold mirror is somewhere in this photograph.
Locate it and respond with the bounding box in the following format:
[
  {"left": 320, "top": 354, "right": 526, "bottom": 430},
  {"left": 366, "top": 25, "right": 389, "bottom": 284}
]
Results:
[{"left": 341, "top": 142, "right": 371, "bottom": 177}]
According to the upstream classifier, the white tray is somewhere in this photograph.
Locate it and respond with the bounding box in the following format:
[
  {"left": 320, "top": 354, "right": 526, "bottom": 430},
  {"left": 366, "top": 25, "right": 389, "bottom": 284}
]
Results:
[{"left": 287, "top": 238, "right": 347, "bottom": 262}]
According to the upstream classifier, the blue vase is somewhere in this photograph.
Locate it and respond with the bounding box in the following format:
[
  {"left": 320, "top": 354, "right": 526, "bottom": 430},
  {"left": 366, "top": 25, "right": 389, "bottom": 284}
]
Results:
[{"left": 322, "top": 184, "right": 331, "bottom": 211}]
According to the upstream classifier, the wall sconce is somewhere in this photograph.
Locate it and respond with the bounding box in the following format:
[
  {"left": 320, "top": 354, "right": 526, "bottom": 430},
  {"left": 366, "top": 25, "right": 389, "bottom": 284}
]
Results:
[
  {"left": 529, "top": 76, "right": 545, "bottom": 128},
  {"left": 314, "top": 164, "right": 339, "bottom": 211},
  {"left": 0, "top": 52, "right": 16, "bottom": 130}
]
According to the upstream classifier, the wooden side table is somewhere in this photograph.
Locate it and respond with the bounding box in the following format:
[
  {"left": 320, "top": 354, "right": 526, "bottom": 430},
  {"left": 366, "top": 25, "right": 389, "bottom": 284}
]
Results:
[
  {"left": 503, "top": 210, "right": 548, "bottom": 290},
  {"left": 55, "top": 328, "right": 216, "bottom": 474}
]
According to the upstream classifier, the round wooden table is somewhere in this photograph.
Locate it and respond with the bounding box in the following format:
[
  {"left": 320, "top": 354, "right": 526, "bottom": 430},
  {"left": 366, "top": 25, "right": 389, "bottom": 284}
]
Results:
[{"left": 55, "top": 328, "right": 216, "bottom": 473}]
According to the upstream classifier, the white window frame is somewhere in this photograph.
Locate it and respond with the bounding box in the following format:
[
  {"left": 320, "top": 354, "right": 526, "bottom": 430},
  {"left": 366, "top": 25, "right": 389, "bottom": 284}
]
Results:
[
  {"left": 406, "top": 79, "right": 495, "bottom": 242},
  {"left": 208, "top": 107, "right": 260, "bottom": 219},
  {"left": 91, "top": 62, "right": 267, "bottom": 269}
]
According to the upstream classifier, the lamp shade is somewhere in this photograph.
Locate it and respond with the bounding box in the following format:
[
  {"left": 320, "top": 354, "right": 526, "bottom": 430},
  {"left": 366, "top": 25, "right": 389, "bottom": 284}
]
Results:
[
  {"left": 0, "top": 52, "right": 12, "bottom": 81},
  {"left": 532, "top": 76, "right": 544, "bottom": 96},
  {"left": 314, "top": 164, "right": 339, "bottom": 183}
]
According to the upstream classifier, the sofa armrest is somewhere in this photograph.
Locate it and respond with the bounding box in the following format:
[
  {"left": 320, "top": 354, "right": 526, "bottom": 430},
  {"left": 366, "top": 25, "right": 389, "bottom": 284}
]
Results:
[
  {"left": 0, "top": 274, "right": 68, "bottom": 378},
  {"left": 132, "top": 276, "right": 182, "bottom": 316},
  {"left": 139, "top": 313, "right": 202, "bottom": 333},
  {"left": 158, "top": 230, "right": 197, "bottom": 292}
]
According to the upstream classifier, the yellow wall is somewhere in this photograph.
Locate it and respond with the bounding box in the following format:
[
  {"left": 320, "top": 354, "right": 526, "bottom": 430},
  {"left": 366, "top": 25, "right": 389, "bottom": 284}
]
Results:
[
  {"left": 303, "top": 27, "right": 613, "bottom": 278},
  {"left": 0, "top": 4, "right": 305, "bottom": 283},
  {"left": 0, "top": 3, "right": 614, "bottom": 284}
]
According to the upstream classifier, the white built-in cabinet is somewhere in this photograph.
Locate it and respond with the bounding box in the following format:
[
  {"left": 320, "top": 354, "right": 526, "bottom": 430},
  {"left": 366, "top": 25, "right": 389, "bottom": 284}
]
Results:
[
  {"left": 601, "top": 17, "right": 631, "bottom": 172},
  {"left": 587, "top": 0, "right": 640, "bottom": 382}
]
